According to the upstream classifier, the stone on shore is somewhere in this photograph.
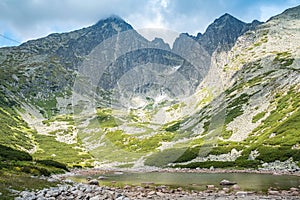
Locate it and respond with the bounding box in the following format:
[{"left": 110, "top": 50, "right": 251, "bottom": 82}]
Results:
[
  {"left": 220, "top": 179, "right": 237, "bottom": 185},
  {"left": 88, "top": 179, "right": 99, "bottom": 185},
  {"left": 236, "top": 191, "right": 248, "bottom": 196},
  {"left": 231, "top": 184, "right": 241, "bottom": 191},
  {"left": 268, "top": 190, "right": 280, "bottom": 195},
  {"left": 206, "top": 185, "right": 215, "bottom": 189}
]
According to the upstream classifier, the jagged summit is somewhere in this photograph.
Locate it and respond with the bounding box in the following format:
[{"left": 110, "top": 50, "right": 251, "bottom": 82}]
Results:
[
  {"left": 213, "top": 13, "right": 242, "bottom": 24},
  {"left": 195, "top": 13, "right": 261, "bottom": 54},
  {"left": 94, "top": 15, "right": 133, "bottom": 31}
]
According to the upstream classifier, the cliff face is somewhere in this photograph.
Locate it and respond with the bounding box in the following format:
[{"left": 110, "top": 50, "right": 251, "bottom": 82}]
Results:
[{"left": 0, "top": 6, "right": 299, "bottom": 168}]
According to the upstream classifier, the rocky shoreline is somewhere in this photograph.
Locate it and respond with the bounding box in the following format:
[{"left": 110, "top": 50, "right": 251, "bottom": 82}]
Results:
[
  {"left": 15, "top": 180, "right": 300, "bottom": 200},
  {"left": 14, "top": 167, "right": 300, "bottom": 200}
]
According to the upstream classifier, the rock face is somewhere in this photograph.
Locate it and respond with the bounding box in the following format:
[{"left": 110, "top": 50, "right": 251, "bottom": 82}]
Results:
[{"left": 195, "top": 13, "right": 262, "bottom": 55}]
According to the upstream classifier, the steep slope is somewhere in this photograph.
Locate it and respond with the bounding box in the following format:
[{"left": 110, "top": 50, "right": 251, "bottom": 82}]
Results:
[
  {"left": 0, "top": 16, "right": 137, "bottom": 166},
  {"left": 146, "top": 5, "right": 300, "bottom": 168}
]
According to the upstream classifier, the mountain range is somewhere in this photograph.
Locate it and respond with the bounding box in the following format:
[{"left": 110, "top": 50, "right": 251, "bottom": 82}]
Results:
[{"left": 0, "top": 5, "right": 300, "bottom": 170}]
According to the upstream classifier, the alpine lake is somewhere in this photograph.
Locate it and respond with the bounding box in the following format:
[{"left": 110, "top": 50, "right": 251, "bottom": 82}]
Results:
[{"left": 68, "top": 171, "right": 300, "bottom": 193}]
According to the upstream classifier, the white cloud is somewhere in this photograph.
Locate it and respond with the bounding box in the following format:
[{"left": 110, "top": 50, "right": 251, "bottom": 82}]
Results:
[
  {"left": 259, "top": 5, "right": 287, "bottom": 21},
  {"left": 0, "top": 0, "right": 299, "bottom": 47}
]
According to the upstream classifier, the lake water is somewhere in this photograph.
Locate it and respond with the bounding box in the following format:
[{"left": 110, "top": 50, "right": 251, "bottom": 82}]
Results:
[{"left": 70, "top": 171, "right": 300, "bottom": 192}]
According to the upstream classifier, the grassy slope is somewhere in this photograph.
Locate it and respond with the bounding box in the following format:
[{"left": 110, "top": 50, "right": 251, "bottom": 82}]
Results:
[{"left": 144, "top": 52, "right": 300, "bottom": 168}]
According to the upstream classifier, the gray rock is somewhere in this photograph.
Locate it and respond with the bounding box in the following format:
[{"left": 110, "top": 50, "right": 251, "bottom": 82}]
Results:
[
  {"left": 220, "top": 179, "right": 236, "bottom": 185},
  {"left": 63, "top": 179, "right": 74, "bottom": 184},
  {"left": 222, "top": 187, "right": 230, "bottom": 193},
  {"left": 90, "top": 195, "right": 102, "bottom": 200},
  {"left": 231, "top": 184, "right": 241, "bottom": 191},
  {"left": 206, "top": 185, "right": 215, "bottom": 189},
  {"left": 148, "top": 191, "right": 156, "bottom": 195},
  {"left": 290, "top": 187, "right": 299, "bottom": 192},
  {"left": 236, "top": 191, "right": 248, "bottom": 196},
  {"left": 20, "top": 191, "right": 36, "bottom": 200},
  {"left": 88, "top": 179, "right": 99, "bottom": 186},
  {"left": 116, "top": 196, "right": 128, "bottom": 200},
  {"left": 98, "top": 176, "right": 107, "bottom": 180},
  {"left": 268, "top": 190, "right": 280, "bottom": 195},
  {"left": 37, "top": 197, "right": 47, "bottom": 200}
]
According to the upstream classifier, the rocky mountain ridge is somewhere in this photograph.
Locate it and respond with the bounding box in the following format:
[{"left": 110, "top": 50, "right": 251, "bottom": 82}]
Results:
[{"left": 0, "top": 5, "right": 300, "bottom": 170}]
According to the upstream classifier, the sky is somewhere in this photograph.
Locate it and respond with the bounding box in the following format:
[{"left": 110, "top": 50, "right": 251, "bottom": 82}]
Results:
[{"left": 0, "top": 0, "right": 300, "bottom": 47}]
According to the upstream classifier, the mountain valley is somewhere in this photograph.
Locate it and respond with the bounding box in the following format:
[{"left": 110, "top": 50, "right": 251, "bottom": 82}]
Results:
[{"left": 1, "top": 5, "right": 300, "bottom": 177}]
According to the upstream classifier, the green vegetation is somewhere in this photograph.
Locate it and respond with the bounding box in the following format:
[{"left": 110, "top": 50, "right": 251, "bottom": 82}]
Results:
[
  {"left": 42, "top": 114, "right": 75, "bottom": 126},
  {"left": 273, "top": 51, "right": 294, "bottom": 67},
  {"left": 106, "top": 130, "right": 174, "bottom": 153},
  {"left": 145, "top": 148, "right": 188, "bottom": 167},
  {"left": 174, "top": 147, "right": 201, "bottom": 163},
  {"left": 166, "top": 102, "right": 186, "bottom": 112},
  {"left": 165, "top": 121, "right": 180, "bottom": 132},
  {"left": 209, "top": 142, "right": 243, "bottom": 155},
  {"left": 117, "top": 163, "right": 134, "bottom": 168},
  {"left": 225, "top": 67, "right": 274, "bottom": 96},
  {"left": 150, "top": 86, "right": 300, "bottom": 168},
  {"left": 0, "top": 144, "right": 32, "bottom": 161},
  {"left": 256, "top": 146, "right": 300, "bottom": 162},
  {"left": 173, "top": 160, "right": 260, "bottom": 169},
  {"left": 36, "top": 160, "right": 69, "bottom": 171},
  {"left": 35, "top": 97, "right": 58, "bottom": 118},
  {"left": 0, "top": 143, "right": 69, "bottom": 175},
  {"left": 0, "top": 91, "right": 35, "bottom": 151},
  {"left": 241, "top": 87, "right": 300, "bottom": 162},
  {"left": 252, "top": 111, "right": 266, "bottom": 123},
  {"left": 33, "top": 133, "right": 93, "bottom": 166},
  {"left": 0, "top": 170, "right": 58, "bottom": 200},
  {"left": 0, "top": 144, "right": 67, "bottom": 199},
  {"left": 226, "top": 93, "right": 249, "bottom": 125},
  {"left": 96, "top": 108, "right": 120, "bottom": 128}
]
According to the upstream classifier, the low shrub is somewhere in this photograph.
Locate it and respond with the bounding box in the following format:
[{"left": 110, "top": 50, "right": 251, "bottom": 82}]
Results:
[
  {"left": 145, "top": 148, "right": 188, "bottom": 167},
  {"left": 174, "top": 160, "right": 260, "bottom": 169},
  {"left": 165, "top": 122, "right": 180, "bottom": 132},
  {"left": 256, "top": 146, "right": 300, "bottom": 162},
  {"left": 0, "top": 144, "right": 32, "bottom": 161},
  {"left": 36, "top": 159, "right": 69, "bottom": 171},
  {"left": 174, "top": 147, "right": 200, "bottom": 163}
]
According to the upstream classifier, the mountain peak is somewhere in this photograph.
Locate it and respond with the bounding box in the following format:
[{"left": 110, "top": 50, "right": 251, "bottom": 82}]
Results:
[
  {"left": 221, "top": 13, "right": 234, "bottom": 18},
  {"left": 214, "top": 13, "right": 244, "bottom": 25},
  {"left": 94, "top": 15, "right": 133, "bottom": 30},
  {"left": 196, "top": 13, "right": 261, "bottom": 55},
  {"left": 107, "top": 14, "right": 123, "bottom": 20}
]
